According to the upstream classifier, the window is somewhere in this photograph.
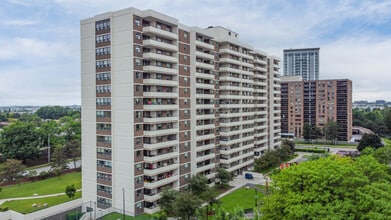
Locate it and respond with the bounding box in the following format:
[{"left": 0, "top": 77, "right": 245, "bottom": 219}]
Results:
[
  {"left": 184, "top": 163, "right": 189, "bottom": 168},
  {"left": 184, "top": 110, "right": 189, "bottom": 116},
  {"left": 184, "top": 32, "right": 188, "bottom": 39},
  {"left": 135, "top": 17, "right": 141, "bottom": 26},
  {"left": 135, "top": 45, "right": 141, "bottom": 53},
  {"left": 184, "top": 99, "right": 189, "bottom": 105},
  {"left": 136, "top": 85, "right": 142, "bottom": 92},
  {"left": 184, "top": 152, "right": 189, "bottom": 159},
  {"left": 135, "top": 111, "right": 142, "bottom": 118},
  {"left": 183, "top": 55, "right": 188, "bottom": 61},
  {"left": 184, "top": 88, "right": 189, "bottom": 94},
  {"left": 135, "top": 98, "right": 141, "bottom": 105},
  {"left": 135, "top": 58, "right": 141, "bottom": 66},
  {"left": 184, "top": 142, "right": 189, "bottom": 148},
  {"left": 135, "top": 72, "right": 142, "bottom": 79},
  {"left": 184, "top": 131, "right": 189, "bottom": 138},
  {"left": 184, "top": 120, "right": 189, "bottom": 127},
  {"left": 184, "top": 77, "right": 189, "bottom": 84},
  {"left": 136, "top": 163, "right": 142, "bottom": 171},
  {"left": 184, "top": 45, "right": 188, "bottom": 51},
  {"left": 135, "top": 124, "right": 142, "bottom": 131},
  {"left": 184, "top": 66, "right": 188, "bottom": 72},
  {"left": 135, "top": 32, "right": 141, "bottom": 40}
]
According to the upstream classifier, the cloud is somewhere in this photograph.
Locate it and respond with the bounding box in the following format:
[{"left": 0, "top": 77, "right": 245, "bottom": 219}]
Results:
[
  {"left": 1, "top": 0, "right": 391, "bottom": 105},
  {"left": 1, "top": 19, "right": 38, "bottom": 26}
]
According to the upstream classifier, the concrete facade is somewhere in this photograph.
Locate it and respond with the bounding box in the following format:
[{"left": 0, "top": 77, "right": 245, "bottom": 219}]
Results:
[{"left": 81, "top": 7, "right": 281, "bottom": 216}]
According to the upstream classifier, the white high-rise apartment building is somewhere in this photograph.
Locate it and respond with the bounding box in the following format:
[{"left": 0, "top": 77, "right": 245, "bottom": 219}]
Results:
[
  {"left": 283, "top": 48, "right": 319, "bottom": 80},
  {"left": 81, "top": 7, "right": 280, "bottom": 216}
]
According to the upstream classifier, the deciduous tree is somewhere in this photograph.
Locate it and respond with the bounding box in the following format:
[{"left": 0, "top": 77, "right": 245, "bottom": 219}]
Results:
[
  {"left": 0, "top": 121, "right": 43, "bottom": 163},
  {"left": 357, "top": 133, "right": 384, "bottom": 151},
  {"left": 0, "top": 159, "right": 26, "bottom": 182},
  {"left": 261, "top": 156, "right": 391, "bottom": 219}
]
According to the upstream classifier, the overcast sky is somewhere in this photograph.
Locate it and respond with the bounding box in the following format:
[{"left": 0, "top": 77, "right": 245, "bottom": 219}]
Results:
[{"left": 1, "top": 0, "right": 391, "bottom": 105}]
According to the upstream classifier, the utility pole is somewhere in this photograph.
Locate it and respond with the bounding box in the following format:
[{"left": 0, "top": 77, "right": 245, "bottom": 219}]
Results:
[
  {"left": 47, "top": 133, "right": 51, "bottom": 164},
  {"left": 122, "top": 188, "right": 125, "bottom": 220}
]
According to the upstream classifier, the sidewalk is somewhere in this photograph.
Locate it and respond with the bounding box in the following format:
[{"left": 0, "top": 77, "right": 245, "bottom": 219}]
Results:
[
  {"left": 217, "top": 174, "right": 268, "bottom": 199},
  {"left": 0, "top": 189, "right": 82, "bottom": 205}
]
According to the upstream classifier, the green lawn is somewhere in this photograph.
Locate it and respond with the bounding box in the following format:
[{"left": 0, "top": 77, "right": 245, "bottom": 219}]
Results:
[
  {"left": 0, "top": 171, "right": 81, "bottom": 199},
  {"left": 382, "top": 138, "right": 391, "bottom": 145},
  {"left": 0, "top": 192, "right": 81, "bottom": 214},
  {"left": 101, "top": 212, "right": 153, "bottom": 220},
  {"left": 219, "top": 186, "right": 264, "bottom": 211}
]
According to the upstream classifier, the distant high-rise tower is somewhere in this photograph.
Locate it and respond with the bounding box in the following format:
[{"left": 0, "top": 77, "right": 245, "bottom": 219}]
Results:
[{"left": 283, "top": 48, "right": 319, "bottom": 80}]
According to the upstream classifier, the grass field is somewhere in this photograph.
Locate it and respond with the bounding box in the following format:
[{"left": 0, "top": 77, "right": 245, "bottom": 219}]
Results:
[
  {"left": 101, "top": 213, "right": 153, "bottom": 220},
  {"left": 382, "top": 138, "right": 391, "bottom": 145},
  {"left": 219, "top": 186, "right": 264, "bottom": 211},
  {"left": 0, "top": 172, "right": 81, "bottom": 199},
  {"left": 0, "top": 192, "right": 81, "bottom": 214}
]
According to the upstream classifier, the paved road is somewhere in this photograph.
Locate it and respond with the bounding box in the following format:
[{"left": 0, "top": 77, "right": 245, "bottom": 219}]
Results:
[{"left": 26, "top": 160, "right": 81, "bottom": 176}]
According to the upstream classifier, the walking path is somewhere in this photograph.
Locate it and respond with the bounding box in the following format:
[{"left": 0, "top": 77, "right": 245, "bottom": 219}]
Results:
[
  {"left": 0, "top": 189, "right": 82, "bottom": 205},
  {"left": 217, "top": 174, "right": 268, "bottom": 199}
]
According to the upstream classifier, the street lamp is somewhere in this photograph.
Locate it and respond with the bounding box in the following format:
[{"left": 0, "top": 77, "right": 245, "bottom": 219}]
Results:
[
  {"left": 122, "top": 188, "right": 125, "bottom": 220},
  {"left": 254, "top": 188, "right": 258, "bottom": 207}
]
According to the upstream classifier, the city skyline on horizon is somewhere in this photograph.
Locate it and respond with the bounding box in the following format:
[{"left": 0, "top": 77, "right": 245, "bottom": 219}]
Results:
[{"left": 1, "top": 0, "right": 391, "bottom": 105}]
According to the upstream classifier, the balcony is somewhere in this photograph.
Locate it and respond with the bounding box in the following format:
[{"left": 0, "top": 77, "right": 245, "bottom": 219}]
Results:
[
  {"left": 196, "top": 123, "right": 215, "bottom": 130},
  {"left": 226, "top": 159, "right": 253, "bottom": 172},
  {"left": 196, "top": 61, "right": 214, "bottom": 70},
  {"left": 144, "top": 175, "right": 178, "bottom": 189},
  {"left": 144, "top": 163, "right": 179, "bottom": 176},
  {"left": 196, "top": 114, "right": 215, "bottom": 120},
  {"left": 195, "top": 40, "right": 214, "bottom": 50},
  {"left": 144, "top": 128, "right": 178, "bottom": 137},
  {"left": 144, "top": 140, "right": 179, "bottom": 150},
  {"left": 143, "top": 92, "right": 178, "bottom": 98},
  {"left": 219, "top": 57, "right": 242, "bottom": 66},
  {"left": 143, "top": 39, "right": 177, "bottom": 51},
  {"left": 143, "top": 26, "right": 178, "bottom": 40},
  {"left": 196, "top": 143, "right": 215, "bottom": 152},
  {"left": 144, "top": 193, "right": 162, "bottom": 202},
  {"left": 195, "top": 72, "right": 215, "bottom": 80},
  {"left": 144, "top": 206, "right": 161, "bottom": 214},
  {"left": 196, "top": 153, "right": 216, "bottom": 162},
  {"left": 144, "top": 116, "right": 177, "bottom": 123},
  {"left": 196, "top": 104, "right": 215, "bottom": 109},
  {"left": 195, "top": 93, "right": 214, "bottom": 99},
  {"left": 143, "top": 78, "right": 177, "bottom": 87},
  {"left": 196, "top": 163, "right": 215, "bottom": 173},
  {"left": 143, "top": 52, "right": 178, "bottom": 63},
  {"left": 195, "top": 51, "right": 214, "bottom": 60},
  {"left": 219, "top": 67, "right": 242, "bottom": 75},
  {"left": 196, "top": 83, "right": 214, "bottom": 90},
  {"left": 196, "top": 133, "right": 215, "bottom": 141},
  {"left": 144, "top": 152, "right": 178, "bottom": 163},
  {"left": 143, "top": 66, "right": 177, "bottom": 75},
  {"left": 143, "top": 104, "right": 178, "bottom": 111}
]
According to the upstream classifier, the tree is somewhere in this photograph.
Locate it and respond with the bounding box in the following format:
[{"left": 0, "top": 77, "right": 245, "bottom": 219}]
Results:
[
  {"left": 158, "top": 188, "right": 179, "bottom": 215},
  {"left": 0, "top": 159, "right": 26, "bottom": 182},
  {"left": 216, "top": 168, "right": 233, "bottom": 188},
  {"left": 63, "top": 140, "right": 81, "bottom": 168},
  {"left": 201, "top": 188, "right": 220, "bottom": 219},
  {"left": 188, "top": 174, "right": 208, "bottom": 196},
  {"left": 303, "top": 123, "right": 312, "bottom": 142},
  {"left": 0, "top": 121, "right": 43, "bottom": 163},
  {"left": 357, "top": 133, "right": 384, "bottom": 151},
  {"left": 52, "top": 146, "right": 67, "bottom": 170},
  {"left": 36, "top": 106, "right": 78, "bottom": 120},
  {"left": 65, "top": 184, "right": 76, "bottom": 198},
  {"left": 324, "top": 121, "right": 338, "bottom": 144},
  {"left": 172, "top": 191, "right": 203, "bottom": 220},
  {"left": 261, "top": 156, "right": 391, "bottom": 219},
  {"left": 383, "top": 108, "right": 391, "bottom": 134}
]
